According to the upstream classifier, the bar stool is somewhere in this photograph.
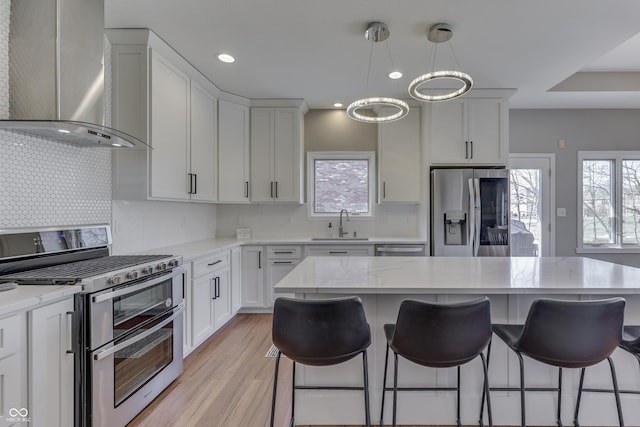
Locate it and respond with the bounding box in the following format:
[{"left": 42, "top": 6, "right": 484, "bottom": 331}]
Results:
[
  {"left": 270, "top": 296, "right": 371, "bottom": 427},
  {"left": 485, "top": 297, "right": 625, "bottom": 427},
  {"left": 619, "top": 325, "right": 640, "bottom": 366},
  {"left": 380, "top": 297, "right": 493, "bottom": 427}
]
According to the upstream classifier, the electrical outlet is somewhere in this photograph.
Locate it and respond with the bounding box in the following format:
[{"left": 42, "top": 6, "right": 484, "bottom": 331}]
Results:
[
  {"left": 557, "top": 208, "right": 566, "bottom": 217},
  {"left": 558, "top": 139, "right": 566, "bottom": 148}
]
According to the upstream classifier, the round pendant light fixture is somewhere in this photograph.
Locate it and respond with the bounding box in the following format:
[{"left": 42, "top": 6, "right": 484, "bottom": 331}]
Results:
[
  {"left": 347, "top": 22, "right": 409, "bottom": 123},
  {"left": 408, "top": 23, "right": 473, "bottom": 102}
]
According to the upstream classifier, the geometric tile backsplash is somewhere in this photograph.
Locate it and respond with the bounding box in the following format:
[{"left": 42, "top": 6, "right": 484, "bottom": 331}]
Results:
[{"left": 0, "top": 0, "right": 112, "bottom": 229}]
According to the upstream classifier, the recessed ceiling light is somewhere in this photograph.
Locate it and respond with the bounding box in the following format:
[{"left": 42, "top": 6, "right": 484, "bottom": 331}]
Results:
[
  {"left": 217, "top": 53, "right": 235, "bottom": 63},
  {"left": 333, "top": 103, "right": 343, "bottom": 108},
  {"left": 389, "top": 71, "right": 403, "bottom": 79}
]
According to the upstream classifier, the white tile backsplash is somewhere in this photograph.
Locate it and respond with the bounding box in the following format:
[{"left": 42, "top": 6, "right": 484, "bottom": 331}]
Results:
[{"left": 215, "top": 203, "right": 419, "bottom": 239}]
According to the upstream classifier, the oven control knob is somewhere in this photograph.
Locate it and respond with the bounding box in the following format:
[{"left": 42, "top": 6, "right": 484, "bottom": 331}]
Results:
[
  {"left": 168, "top": 259, "right": 179, "bottom": 268},
  {"left": 157, "top": 262, "right": 167, "bottom": 271},
  {"left": 107, "top": 275, "right": 122, "bottom": 285},
  {"left": 142, "top": 266, "right": 154, "bottom": 275},
  {"left": 126, "top": 270, "right": 139, "bottom": 280}
]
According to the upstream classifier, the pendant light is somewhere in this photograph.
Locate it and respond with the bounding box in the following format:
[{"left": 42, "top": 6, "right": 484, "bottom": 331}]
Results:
[
  {"left": 347, "top": 22, "right": 409, "bottom": 123},
  {"left": 408, "top": 23, "right": 473, "bottom": 102}
]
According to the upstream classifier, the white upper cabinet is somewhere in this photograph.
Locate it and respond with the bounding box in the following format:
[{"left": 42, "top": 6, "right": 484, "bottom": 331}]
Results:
[
  {"left": 218, "top": 99, "right": 250, "bottom": 203},
  {"left": 190, "top": 80, "right": 218, "bottom": 202},
  {"left": 378, "top": 107, "right": 421, "bottom": 203},
  {"left": 148, "top": 51, "right": 190, "bottom": 200},
  {"left": 109, "top": 29, "right": 246, "bottom": 203},
  {"left": 427, "top": 92, "right": 512, "bottom": 166},
  {"left": 250, "top": 105, "right": 305, "bottom": 203}
]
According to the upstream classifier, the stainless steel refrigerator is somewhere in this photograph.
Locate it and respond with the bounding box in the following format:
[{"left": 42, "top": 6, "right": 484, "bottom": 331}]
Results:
[{"left": 431, "top": 168, "right": 510, "bottom": 256}]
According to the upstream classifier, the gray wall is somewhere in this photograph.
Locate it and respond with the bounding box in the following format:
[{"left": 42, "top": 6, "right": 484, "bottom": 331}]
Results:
[
  {"left": 304, "top": 109, "right": 377, "bottom": 152},
  {"left": 510, "top": 109, "right": 640, "bottom": 266}
]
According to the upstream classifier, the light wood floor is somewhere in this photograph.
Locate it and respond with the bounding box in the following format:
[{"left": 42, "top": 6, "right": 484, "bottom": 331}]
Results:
[{"left": 128, "top": 313, "right": 525, "bottom": 427}]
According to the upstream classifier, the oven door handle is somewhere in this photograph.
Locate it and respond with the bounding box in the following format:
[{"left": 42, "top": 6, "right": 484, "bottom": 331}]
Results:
[
  {"left": 92, "top": 267, "right": 184, "bottom": 303},
  {"left": 93, "top": 304, "right": 184, "bottom": 361}
]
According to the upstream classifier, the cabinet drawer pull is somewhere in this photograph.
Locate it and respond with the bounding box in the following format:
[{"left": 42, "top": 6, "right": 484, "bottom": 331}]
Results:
[
  {"left": 274, "top": 251, "right": 293, "bottom": 254},
  {"left": 273, "top": 261, "right": 293, "bottom": 264},
  {"left": 329, "top": 251, "right": 347, "bottom": 254},
  {"left": 207, "top": 260, "right": 223, "bottom": 266}
]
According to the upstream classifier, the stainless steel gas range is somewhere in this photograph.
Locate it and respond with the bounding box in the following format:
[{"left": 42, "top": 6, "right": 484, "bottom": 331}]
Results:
[{"left": 0, "top": 225, "right": 184, "bottom": 427}]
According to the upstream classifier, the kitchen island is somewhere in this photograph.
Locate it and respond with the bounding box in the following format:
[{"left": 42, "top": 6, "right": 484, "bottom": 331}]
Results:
[{"left": 274, "top": 256, "right": 640, "bottom": 426}]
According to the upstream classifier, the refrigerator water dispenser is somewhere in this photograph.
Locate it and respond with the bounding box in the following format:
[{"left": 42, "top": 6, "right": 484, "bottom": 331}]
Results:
[{"left": 444, "top": 210, "right": 467, "bottom": 245}]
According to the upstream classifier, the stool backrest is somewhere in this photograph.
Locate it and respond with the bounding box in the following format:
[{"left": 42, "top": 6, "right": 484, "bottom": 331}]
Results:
[
  {"left": 390, "top": 297, "right": 492, "bottom": 367},
  {"left": 272, "top": 296, "right": 371, "bottom": 366},
  {"left": 516, "top": 297, "right": 625, "bottom": 368}
]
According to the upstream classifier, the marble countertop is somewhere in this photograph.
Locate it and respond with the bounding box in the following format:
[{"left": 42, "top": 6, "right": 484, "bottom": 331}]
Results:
[
  {"left": 0, "top": 284, "right": 82, "bottom": 317},
  {"left": 274, "top": 256, "right": 640, "bottom": 294},
  {"left": 136, "top": 237, "right": 426, "bottom": 262}
]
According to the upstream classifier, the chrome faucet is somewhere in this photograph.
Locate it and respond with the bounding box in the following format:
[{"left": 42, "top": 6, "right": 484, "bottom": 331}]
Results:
[{"left": 338, "top": 209, "right": 349, "bottom": 237}]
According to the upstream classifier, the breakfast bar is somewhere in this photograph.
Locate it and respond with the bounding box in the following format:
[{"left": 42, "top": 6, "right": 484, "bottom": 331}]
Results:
[{"left": 274, "top": 256, "right": 640, "bottom": 426}]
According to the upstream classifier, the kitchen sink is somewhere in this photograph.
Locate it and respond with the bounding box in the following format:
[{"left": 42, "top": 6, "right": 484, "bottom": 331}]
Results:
[{"left": 311, "top": 237, "right": 369, "bottom": 241}]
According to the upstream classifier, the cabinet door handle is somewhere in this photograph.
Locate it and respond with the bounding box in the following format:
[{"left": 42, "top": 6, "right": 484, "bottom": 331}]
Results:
[
  {"left": 66, "top": 311, "right": 76, "bottom": 354},
  {"left": 383, "top": 181, "right": 386, "bottom": 199},
  {"left": 470, "top": 140, "right": 473, "bottom": 159},
  {"left": 465, "top": 141, "right": 469, "bottom": 159},
  {"left": 329, "top": 251, "right": 347, "bottom": 254},
  {"left": 212, "top": 277, "right": 217, "bottom": 300},
  {"left": 207, "top": 260, "right": 222, "bottom": 266},
  {"left": 275, "top": 181, "right": 278, "bottom": 198},
  {"left": 270, "top": 181, "right": 274, "bottom": 198},
  {"left": 245, "top": 181, "right": 249, "bottom": 198},
  {"left": 216, "top": 277, "right": 220, "bottom": 298},
  {"left": 187, "top": 173, "right": 193, "bottom": 194},
  {"left": 258, "top": 251, "right": 262, "bottom": 269},
  {"left": 193, "top": 173, "right": 197, "bottom": 194}
]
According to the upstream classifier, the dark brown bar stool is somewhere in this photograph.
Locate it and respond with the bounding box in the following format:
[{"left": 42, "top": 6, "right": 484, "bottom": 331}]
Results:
[
  {"left": 380, "top": 297, "right": 493, "bottom": 427},
  {"left": 484, "top": 297, "right": 625, "bottom": 427},
  {"left": 619, "top": 326, "right": 640, "bottom": 366},
  {"left": 270, "top": 296, "right": 371, "bottom": 427}
]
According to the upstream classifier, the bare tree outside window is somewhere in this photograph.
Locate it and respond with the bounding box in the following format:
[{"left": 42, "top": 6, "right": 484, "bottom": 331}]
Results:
[
  {"left": 582, "top": 160, "right": 614, "bottom": 244},
  {"left": 622, "top": 160, "right": 640, "bottom": 244},
  {"left": 314, "top": 159, "right": 369, "bottom": 213}
]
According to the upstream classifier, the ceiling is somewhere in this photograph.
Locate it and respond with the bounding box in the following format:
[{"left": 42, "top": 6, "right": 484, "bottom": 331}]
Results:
[{"left": 105, "top": 0, "right": 640, "bottom": 109}]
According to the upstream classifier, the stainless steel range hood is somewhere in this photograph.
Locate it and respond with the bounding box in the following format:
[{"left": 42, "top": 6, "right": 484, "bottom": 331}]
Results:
[{"left": 0, "top": 0, "right": 146, "bottom": 148}]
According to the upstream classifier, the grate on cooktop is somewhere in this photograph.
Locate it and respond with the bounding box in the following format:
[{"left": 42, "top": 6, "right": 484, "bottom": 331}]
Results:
[{"left": 0, "top": 255, "right": 171, "bottom": 284}]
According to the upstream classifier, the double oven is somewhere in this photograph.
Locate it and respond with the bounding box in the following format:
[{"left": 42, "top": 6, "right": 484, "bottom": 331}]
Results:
[{"left": 0, "top": 225, "right": 184, "bottom": 427}]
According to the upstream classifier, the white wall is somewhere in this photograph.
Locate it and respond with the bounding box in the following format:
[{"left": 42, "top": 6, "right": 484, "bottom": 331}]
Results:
[{"left": 510, "top": 109, "right": 640, "bottom": 267}]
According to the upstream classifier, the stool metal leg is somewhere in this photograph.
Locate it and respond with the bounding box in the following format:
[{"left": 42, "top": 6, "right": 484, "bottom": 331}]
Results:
[
  {"left": 573, "top": 367, "right": 585, "bottom": 427},
  {"left": 557, "top": 367, "right": 563, "bottom": 427},
  {"left": 606, "top": 356, "right": 624, "bottom": 427},
  {"left": 380, "top": 343, "right": 390, "bottom": 427},
  {"left": 270, "top": 351, "right": 282, "bottom": 427},
  {"left": 362, "top": 351, "right": 371, "bottom": 427},
  {"left": 479, "top": 352, "right": 493, "bottom": 427},
  {"left": 456, "top": 365, "right": 462, "bottom": 427},
  {"left": 290, "top": 361, "right": 296, "bottom": 427},
  {"left": 516, "top": 352, "right": 526, "bottom": 427},
  {"left": 392, "top": 352, "right": 399, "bottom": 427},
  {"left": 479, "top": 338, "right": 493, "bottom": 426}
]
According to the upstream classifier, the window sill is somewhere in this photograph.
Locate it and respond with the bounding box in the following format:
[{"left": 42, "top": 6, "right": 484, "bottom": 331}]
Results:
[{"left": 576, "top": 247, "right": 640, "bottom": 254}]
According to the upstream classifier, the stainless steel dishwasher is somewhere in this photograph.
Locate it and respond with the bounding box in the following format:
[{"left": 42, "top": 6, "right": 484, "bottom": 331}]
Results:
[{"left": 374, "top": 243, "right": 426, "bottom": 256}]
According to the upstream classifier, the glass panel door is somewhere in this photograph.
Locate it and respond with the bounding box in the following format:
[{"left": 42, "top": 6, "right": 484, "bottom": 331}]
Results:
[{"left": 509, "top": 155, "right": 555, "bottom": 256}]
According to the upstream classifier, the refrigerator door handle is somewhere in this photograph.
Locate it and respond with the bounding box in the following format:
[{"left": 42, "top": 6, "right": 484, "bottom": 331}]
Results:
[
  {"left": 468, "top": 178, "right": 476, "bottom": 255},
  {"left": 473, "top": 178, "right": 482, "bottom": 256}
]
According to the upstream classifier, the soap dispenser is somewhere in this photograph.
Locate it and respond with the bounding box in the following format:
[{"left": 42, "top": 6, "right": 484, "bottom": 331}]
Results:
[{"left": 326, "top": 222, "right": 333, "bottom": 238}]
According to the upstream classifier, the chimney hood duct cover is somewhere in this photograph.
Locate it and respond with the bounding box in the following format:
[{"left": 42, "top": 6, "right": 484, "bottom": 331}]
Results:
[{"left": 0, "top": 0, "right": 146, "bottom": 148}]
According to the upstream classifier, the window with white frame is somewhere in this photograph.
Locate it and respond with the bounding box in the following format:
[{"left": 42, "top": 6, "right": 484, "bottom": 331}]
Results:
[
  {"left": 307, "top": 152, "right": 376, "bottom": 217},
  {"left": 578, "top": 151, "right": 640, "bottom": 251}
]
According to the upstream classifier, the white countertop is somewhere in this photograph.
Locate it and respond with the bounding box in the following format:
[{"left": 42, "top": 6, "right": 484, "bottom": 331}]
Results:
[
  {"left": 0, "top": 284, "right": 82, "bottom": 317},
  {"left": 274, "top": 256, "right": 640, "bottom": 294}
]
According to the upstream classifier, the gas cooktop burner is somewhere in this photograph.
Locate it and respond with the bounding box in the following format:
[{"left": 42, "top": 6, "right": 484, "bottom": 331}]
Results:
[{"left": 0, "top": 255, "right": 171, "bottom": 285}]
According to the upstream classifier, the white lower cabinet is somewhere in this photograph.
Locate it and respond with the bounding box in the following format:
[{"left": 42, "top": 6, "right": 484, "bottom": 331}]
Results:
[
  {"left": 304, "top": 245, "right": 374, "bottom": 257},
  {"left": 29, "top": 297, "right": 74, "bottom": 427},
  {"left": 230, "top": 247, "right": 243, "bottom": 313},
  {"left": 0, "top": 313, "right": 26, "bottom": 427},
  {"left": 242, "top": 245, "right": 301, "bottom": 309},
  {"left": 191, "top": 250, "right": 233, "bottom": 348}
]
